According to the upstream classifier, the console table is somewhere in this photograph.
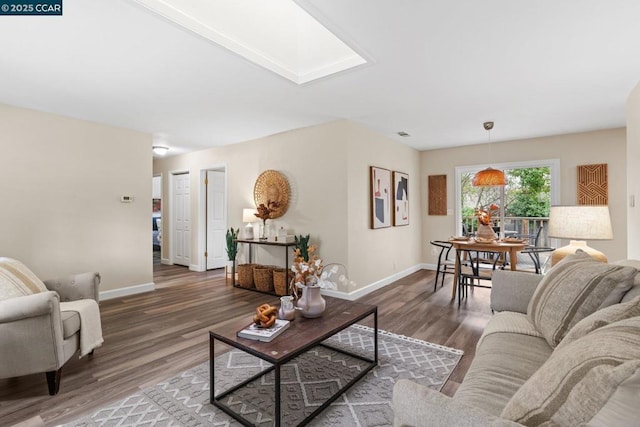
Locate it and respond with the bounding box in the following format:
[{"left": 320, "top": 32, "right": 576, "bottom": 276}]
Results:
[{"left": 233, "top": 239, "right": 296, "bottom": 294}]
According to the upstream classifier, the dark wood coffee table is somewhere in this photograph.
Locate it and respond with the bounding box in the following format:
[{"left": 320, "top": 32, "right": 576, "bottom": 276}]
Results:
[{"left": 209, "top": 296, "right": 378, "bottom": 426}]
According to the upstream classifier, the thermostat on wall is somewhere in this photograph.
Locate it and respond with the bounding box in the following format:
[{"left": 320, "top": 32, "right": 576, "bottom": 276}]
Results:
[{"left": 121, "top": 195, "right": 134, "bottom": 203}]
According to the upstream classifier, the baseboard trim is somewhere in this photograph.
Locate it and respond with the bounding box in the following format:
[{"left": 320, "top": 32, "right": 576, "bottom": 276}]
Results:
[
  {"left": 322, "top": 264, "right": 431, "bottom": 301},
  {"left": 160, "top": 258, "right": 171, "bottom": 265},
  {"left": 100, "top": 282, "right": 155, "bottom": 301},
  {"left": 189, "top": 264, "right": 204, "bottom": 272}
]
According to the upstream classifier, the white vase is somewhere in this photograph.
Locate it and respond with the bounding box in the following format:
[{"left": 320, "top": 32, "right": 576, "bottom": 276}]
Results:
[{"left": 296, "top": 281, "right": 326, "bottom": 318}]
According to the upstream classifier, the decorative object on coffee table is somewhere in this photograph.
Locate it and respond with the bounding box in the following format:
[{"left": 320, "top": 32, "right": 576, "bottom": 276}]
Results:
[
  {"left": 290, "top": 247, "right": 339, "bottom": 318},
  {"left": 278, "top": 295, "right": 295, "bottom": 321},
  {"left": 253, "top": 169, "right": 290, "bottom": 219}
]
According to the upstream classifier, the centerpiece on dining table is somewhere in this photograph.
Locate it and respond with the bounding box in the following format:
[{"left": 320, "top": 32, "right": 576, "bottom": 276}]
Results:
[{"left": 475, "top": 204, "right": 499, "bottom": 242}]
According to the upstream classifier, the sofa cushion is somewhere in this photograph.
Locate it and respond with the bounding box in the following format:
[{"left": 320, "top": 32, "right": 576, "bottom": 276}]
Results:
[
  {"left": 454, "top": 331, "right": 553, "bottom": 417},
  {"left": 501, "top": 316, "right": 640, "bottom": 426},
  {"left": 556, "top": 296, "right": 640, "bottom": 351},
  {"left": 60, "top": 310, "right": 81, "bottom": 339},
  {"left": 476, "top": 311, "right": 542, "bottom": 349},
  {"left": 527, "top": 250, "right": 636, "bottom": 348}
]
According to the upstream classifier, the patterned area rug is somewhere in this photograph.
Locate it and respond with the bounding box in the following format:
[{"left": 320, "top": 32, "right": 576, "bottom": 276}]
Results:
[{"left": 66, "top": 325, "right": 463, "bottom": 426}]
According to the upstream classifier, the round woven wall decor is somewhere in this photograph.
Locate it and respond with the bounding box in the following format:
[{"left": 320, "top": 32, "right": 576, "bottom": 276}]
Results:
[{"left": 253, "top": 170, "right": 290, "bottom": 219}]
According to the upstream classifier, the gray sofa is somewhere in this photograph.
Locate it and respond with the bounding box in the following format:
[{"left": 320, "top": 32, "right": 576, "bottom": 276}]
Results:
[
  {"left": 393, "top": 254, "right": 640, "bottom": 426},
  {"left": 0, "top": 258, "right": 102, "bottom": 395}
]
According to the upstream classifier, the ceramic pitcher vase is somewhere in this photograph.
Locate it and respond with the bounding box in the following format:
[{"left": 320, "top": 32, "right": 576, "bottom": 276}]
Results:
[{"left": 297, "top": 282, "right": 326, "bottom": 318}]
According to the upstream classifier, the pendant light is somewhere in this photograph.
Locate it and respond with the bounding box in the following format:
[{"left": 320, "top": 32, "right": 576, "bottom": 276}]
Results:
[{"left": 472, "top": 122, "right": 506, "bottom": 186}]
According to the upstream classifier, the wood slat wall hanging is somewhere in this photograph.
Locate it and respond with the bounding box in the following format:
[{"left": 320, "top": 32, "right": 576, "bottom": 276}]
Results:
[
  {"left": 428, "top": 174, "right": 447, "bottom": 215},
  {"left": 577, "top": 163, "right": 608, "bottom": 205}
]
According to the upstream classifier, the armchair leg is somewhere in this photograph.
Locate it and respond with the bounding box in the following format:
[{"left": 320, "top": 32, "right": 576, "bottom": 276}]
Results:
[{"left": 46, "top": 369, "right": 62, "bottom": 395}]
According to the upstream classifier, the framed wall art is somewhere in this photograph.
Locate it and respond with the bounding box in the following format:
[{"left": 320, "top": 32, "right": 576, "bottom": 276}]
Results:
[
  {"left": 577, "top": 163, "right": 608, "bottom": 205},
  {"left": 370, "top": 166, "right": 392, "bottom": 229},
  {"left": 428, "top": 174, "right": 447, "bottom": 215},
  {"left": 393, "top": 171, "right": 409, "bottom": 226}
]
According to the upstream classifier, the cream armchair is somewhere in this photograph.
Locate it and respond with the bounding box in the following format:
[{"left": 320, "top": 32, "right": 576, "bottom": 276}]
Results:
[{"left": 0, "top": 259, "right": 102, "bottom": 395}]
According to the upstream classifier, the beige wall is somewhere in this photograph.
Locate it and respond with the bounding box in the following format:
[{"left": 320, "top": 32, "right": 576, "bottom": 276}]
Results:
[
  {"left": 0, "top": 103, "right": 153, "bottom": 294},
  {"left": 153, "top": 120, "right": 423, "bottom": 293},
  {"left": 627, "top": 82, "right": 640, "bottom": 258},
  {"left": 421, "top": 128, "right": 628, "bottom": 263},
  {"left": 346, "top": 124, "right": 423, "bottom": 290}
]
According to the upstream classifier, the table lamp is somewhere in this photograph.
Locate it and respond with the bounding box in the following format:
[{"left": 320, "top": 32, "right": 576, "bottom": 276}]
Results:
[
  {"left": 242, "top": 208, "right": 258, "bottom": 239},
  {"left": 547, "top": 205, "right": 613, "bottom": 266}
]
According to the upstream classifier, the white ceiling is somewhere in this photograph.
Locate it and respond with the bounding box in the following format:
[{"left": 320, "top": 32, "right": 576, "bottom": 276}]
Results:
[{"left": 2, "top": 0, "right": 640, "bottom": 156}]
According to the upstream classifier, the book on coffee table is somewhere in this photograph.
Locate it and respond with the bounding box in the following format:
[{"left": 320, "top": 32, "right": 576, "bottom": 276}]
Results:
[{"left": 237, "top": 319, "right": 290, "bottom": 342}]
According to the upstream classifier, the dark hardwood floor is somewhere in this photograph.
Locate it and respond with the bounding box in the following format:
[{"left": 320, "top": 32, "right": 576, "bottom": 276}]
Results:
[{"left": 1, "top": 258, "right": 492, "bottom": 427}]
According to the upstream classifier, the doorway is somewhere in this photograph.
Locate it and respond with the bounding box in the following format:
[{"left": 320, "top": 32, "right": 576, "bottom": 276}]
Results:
[{"left": 152, "top": 175, "right": 162, "bottom": 265}]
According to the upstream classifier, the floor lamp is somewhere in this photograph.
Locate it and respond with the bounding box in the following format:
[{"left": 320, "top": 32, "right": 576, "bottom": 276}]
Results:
[{"left": 547, "top": 205, "right": 613, "bottom": 266}]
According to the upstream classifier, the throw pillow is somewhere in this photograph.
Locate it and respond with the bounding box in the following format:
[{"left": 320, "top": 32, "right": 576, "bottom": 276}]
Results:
[
  {"left": 0, "top": 257, "right": 47, "bottom": 294},
  {"left": 0, "top": 258, "right": 48, "bottom": 301},
  {"left": 613, "top": 260, "right": 640, "bottom": 303},
  {"left": 556, "top": 296, "right": 640, "bottom": 351},
  {"left": 586, "top": 367, "right": 640, "bottom": 427},
  {"left": 501, "top": 316, "right": 640, "bottom": 426},
  {"left": 527, "top": 250, "right": 636, "bottom": 347}
]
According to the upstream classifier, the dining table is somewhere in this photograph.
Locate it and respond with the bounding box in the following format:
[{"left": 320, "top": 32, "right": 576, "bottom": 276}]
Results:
[{"left": 448, "top": 238, "right": 528, "bottom": 299}]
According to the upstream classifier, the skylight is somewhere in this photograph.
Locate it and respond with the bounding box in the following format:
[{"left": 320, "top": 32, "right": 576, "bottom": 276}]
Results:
[{"left": 131, "top": 0, "right": 367, "bottom": 84}]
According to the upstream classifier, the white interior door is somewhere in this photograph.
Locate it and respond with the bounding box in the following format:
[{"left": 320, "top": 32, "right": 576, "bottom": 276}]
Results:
[
  {"left": 172, "top": 172, "right": 190, "bottom": 267},
  {"left": 206, "top": 170, "right": 226, "bottom": 269}
]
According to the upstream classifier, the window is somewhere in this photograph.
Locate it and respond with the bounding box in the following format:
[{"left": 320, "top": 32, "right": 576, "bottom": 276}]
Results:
[{"left": 455, "top": 159, "right": 560, "bottom": 246}]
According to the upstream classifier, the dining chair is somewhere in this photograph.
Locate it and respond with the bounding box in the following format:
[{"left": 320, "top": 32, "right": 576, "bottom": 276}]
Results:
[
  {"left": 519, "top": 246, "right": 555, "bottom": 274},
  {"left": 457, "top": 248, "right": 506, "bottom": 306},
  {"left": 429, "top": 240, "right": 455, "bottom": 292},
  {"left": 511, "top": 226, "right": 554, "bottom": 274}
]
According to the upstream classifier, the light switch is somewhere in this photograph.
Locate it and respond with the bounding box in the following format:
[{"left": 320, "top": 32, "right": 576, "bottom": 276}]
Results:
[{"left": 121, "top": 195, "right": 134, "bottom": 203}]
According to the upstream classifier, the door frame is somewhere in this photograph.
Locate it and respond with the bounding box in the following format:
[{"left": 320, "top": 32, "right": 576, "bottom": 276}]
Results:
[{"left": 198, "top": 163, "right": 228, "bottom": 272}]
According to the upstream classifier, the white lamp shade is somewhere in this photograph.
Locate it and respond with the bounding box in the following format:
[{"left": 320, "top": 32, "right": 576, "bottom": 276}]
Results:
[
  {"left": 242, "top": 208, "right": 258, "bottom": 223},
  {"left": 548, "top": 205, "right": 613, "bottom": 240}
]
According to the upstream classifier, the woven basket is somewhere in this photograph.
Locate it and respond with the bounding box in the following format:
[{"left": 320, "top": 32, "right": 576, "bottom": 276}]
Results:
[
  {"left": 273, "top": 268, "right": 293, "bottom": 296},
  {"left": 237, "top": 264, "right": 256, "bottom": 288},
  {"left": 253, "top": 266, "right": 274, "bottom": 292}
]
